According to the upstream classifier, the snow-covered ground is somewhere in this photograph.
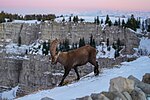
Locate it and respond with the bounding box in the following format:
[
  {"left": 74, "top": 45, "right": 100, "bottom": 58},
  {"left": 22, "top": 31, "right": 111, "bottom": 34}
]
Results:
[
  {"left": 139, "top": 37, "right": 150, "bottom": 54},
  {"left": 96, "top": 43, "right": 115, "bottom": 59},
  {"left": 1, "top": 86, "right": 19, "bottom": 100},
  {"left": 5, "top": 43, "right": 28, "bottom": 54},
  {"left": 15, "top": 56, "right": 150, "bottom": 100}
]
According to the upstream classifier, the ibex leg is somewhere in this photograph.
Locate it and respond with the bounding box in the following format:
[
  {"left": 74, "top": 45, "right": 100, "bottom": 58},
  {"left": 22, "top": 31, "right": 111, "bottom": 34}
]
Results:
[
  {"left": 74, "top": 67, "right": 80, "bottom": 80},
  {"left": 59, "top": 68, "right": 70, "bottom": 86}
]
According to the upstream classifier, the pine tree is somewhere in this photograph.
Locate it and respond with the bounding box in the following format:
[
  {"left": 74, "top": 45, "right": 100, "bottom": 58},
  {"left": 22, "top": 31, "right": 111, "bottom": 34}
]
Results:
[
  {"left": 76, "top": 16, "right": 79, "bottom": 23},
  {"left": 92, "top": 39, "right": 96, "bottom": 48},
  {"left": 101, "top": 19, "right": 103, "bottom": 24},
  {"left": 59, "top": 42, "right": 63, "bottom": 51},
  {"left": 115, "top": 49, "right": 120, "bottom": 58},
  {"left": 73, "top": 16, "right": 79, "bottom": 23},
  {"left": 114, "top": 20, "right": 118, "bottom": 26},
  {"left": 118, "top": 18, "right": 121, "bottom": 26},
  {"left": 75, "top": 43, "right": 78, "bottom": 49},
  {"left": 112, "top": 42, "right": 116, "bottom": 50},
  {"left": 79, "top": 38, "right": 82, "bottom": 48},
  {"left": 69, "top": 16, "right": 71, "bottom": 22},
  {"left": 142, "top": 21, "right": 145, "bottom": 32},
  {"left": 122, "top": 19, "right": 125, "bottom": 28},
  {"left": 79, "top": 37, "right": 85, "bottom": 48},
  {"left": 147, "top": 25, "right": 150, "bottom": 32},
  {"left": 62, "top": 17, "right": 65, "bottom": 22},
  {"left": 90, "top": 34, "right": 93, "bottom": 46},
  {"left": 42, "top": 41, "right": 47, "bottom": 55},
  {"left": 126, "top": 14, "right": 137, "bottom": 31},
  {"left": 89, "top": 34, "right": 96, "bottom": 48},
  {"left": 108, "top": 20, "right": 112, "bottom": 27},
  {"left": 64, "top": 39, "right": 70, "bottom": 51},
  {"left": 71, "top": 43, "right": 75, "bottom": 50},
  {"left": 106, "top": 38, "right": 109, "bottom": 47},
  {"left": 80, "top": 18, "right": 84, "bottom": 22},
  {"left": 117, "top": 38, "right": 121, "bottom": 49},
  {"left": 94, "top": 17, "right": 96, "bottom": 24},
  {"left": 96, "top": 16, "right": 100, "bottom": 25},
  {"left": 42, "top": 41, "right": 50, "bottom": 55},
  {"left": 136, "top": 17, "right": 141, "bottom": 28},
  {"left": 18, "top": 36, "right": 21, "bottom": 47},
  {"left": 105, "top": 15, "right": 110, "bottom": 24}
]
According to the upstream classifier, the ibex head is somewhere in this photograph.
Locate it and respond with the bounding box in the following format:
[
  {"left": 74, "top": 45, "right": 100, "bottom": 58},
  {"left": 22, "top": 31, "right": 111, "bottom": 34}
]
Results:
[{"left": 50, "top": 39, "right": 59, "bottom": 65}]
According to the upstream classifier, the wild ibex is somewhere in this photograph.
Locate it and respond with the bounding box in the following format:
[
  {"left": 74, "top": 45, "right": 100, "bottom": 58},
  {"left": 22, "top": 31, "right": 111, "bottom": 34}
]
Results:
[{"left": 50, "top": 39, "right": 99, "bottom": 86}]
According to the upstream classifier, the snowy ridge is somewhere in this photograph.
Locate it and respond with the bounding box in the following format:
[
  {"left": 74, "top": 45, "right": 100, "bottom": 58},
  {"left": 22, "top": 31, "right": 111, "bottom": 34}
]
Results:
[
  {"left": 15, "top": 56, "right": 150, "bottom": 100},
  {"left": 12, "top": 20, "right": 41, "bottom": 24}
]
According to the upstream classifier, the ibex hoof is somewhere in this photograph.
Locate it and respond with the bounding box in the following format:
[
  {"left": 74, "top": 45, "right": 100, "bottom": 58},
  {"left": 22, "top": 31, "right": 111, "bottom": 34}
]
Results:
[
  {"left": 75, "top": 78, "right": 80, "bottom": 81},
  {"left": 94, "top": 73, "right": 99, "bottom": 76},
  {"left": 58, "top": 83, "right": 63, "bottom": 86}
]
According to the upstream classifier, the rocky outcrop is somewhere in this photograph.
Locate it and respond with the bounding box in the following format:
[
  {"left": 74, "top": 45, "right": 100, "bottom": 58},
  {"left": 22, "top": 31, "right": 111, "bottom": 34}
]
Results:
[
  {"left": 109, "top": 76, "right": 134, "bottom": 93},
  {"left": 128, "top": 75, "right": 150, "bottom": 94},
  {"left": 130, "top": 87, "right": 146, "bottom": 100},
  {"left": 0, "top": 52, "right": 131, "bottom": 96},
  {"left": 76, "top": 74, "right": 150, "bottom": 100},
  {"left": 142, "top": 73, "right": 150, "bottom": 84},
  {"left": 0, "top": 53, "right": 95, "bottom": 96},
  {"left": 0, "top": 22, "right": 140, "bottom": 55},
  {"left": 91, "top": 93, "right": 110, "bottom": 100}
]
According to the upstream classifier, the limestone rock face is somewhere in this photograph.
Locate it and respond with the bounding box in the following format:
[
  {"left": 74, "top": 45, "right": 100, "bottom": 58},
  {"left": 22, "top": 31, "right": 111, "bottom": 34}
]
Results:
[
  {"left": 109, "top": 76, "right": 134, "bottom": 93},
  {"left": 142, "top": 73, "right": 150, "bottom": 84}
]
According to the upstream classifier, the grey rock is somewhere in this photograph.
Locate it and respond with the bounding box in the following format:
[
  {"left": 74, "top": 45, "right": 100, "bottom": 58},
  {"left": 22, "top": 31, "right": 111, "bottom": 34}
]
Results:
[
  {"left": 142, "top": 73, "right": 150, "bottom": 84},
  {"left": 91, "top": 93, "right": 110, "bottom": 100},
  {"left": 101, "top": 91, "right": 126, "bottom": 100},
  {"left": 130, "top": 87, "right": 146, "bottom": 100},
  {"left": 41, "top": 97, "right": 54, "bottom": 100},
  {"left": 109, "top": 76, "right": 134, "bottom": 93},
  {"left": 122, "top": 91, "right": 132, "bottom": 100},
  {"left": 128, "top": 75, "right": 150, "bottom": 94},
  {"left": 76, "top": 96, "right": 92, "bottom": 100}
]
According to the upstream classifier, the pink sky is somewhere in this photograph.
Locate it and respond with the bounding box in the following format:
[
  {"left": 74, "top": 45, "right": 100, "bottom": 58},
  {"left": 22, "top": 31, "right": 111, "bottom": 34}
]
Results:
[{"left": 0, "top": 0, "right": 150, "bottom": 14}]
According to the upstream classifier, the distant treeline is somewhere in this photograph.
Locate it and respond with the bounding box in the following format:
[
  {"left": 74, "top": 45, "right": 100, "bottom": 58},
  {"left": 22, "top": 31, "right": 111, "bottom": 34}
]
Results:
[{"left": 0, "top": 11, "right": 56, "bottom": 23}]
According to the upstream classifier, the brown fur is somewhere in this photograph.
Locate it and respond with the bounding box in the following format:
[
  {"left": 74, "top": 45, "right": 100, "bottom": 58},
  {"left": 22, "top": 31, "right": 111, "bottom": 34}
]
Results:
[{"left": 50, "top": 39, "right": 99, "bottom": 86}]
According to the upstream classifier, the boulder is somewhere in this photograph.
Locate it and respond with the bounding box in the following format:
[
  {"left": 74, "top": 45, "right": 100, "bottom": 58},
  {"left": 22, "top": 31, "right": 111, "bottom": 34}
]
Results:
[
  {"left": 41, "top": 97, "right": 54, "bottom": 100},
  {"left": 101, "top": 91, "right": 127, "bottom": 100},
  {"left": 128, "top": 75, "right": 150, "bottom": 94},
  {"left": 130, "top": 87, "right": 146, "bottom": 100},
  {"left": 142, "top": 73, "right": 150, "bottom": 84},
  {"left": 109, "top": 76, "right": 134, "bottom": 93},
  {"left": 101, "top": 91, "right": 118, "bottom": 100},
  {"left": 91, "top": 93, "right": 110, "bottom": 100},
  {"left": 76, "top": 96, "right": 92, "bottom": 100},
  {"left": 122, "top": 91, "right": 132, "bottom": 100}
]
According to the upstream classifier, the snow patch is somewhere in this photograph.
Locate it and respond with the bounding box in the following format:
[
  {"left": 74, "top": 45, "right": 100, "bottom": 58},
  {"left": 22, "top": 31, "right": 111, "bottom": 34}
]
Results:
[
  {"left": 2, "top": 86, "right": 19, "bottom": 100},
  {"left": 16, "top": 56, "right": 150, "bottom": 100}
]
